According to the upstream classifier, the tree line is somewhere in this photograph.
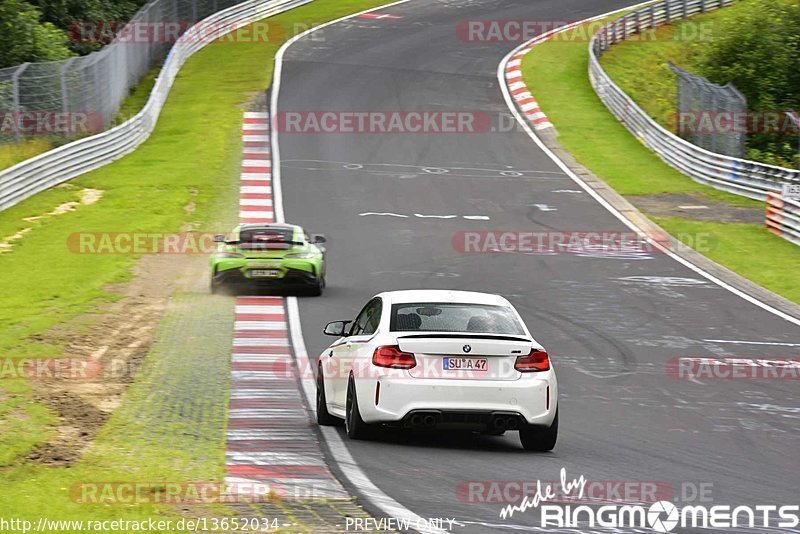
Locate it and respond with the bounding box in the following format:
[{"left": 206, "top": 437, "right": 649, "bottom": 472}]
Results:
[
  {"left": 0, "top": 0, "right": 148, "bottom": 68},
  {"left": 692, "top": 0, "right": 798, "bottom": 166}
]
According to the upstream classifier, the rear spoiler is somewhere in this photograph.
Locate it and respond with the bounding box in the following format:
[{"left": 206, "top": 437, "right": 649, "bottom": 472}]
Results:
[{"left": 396, "top": 333, "right": 532, "bottom": 343}]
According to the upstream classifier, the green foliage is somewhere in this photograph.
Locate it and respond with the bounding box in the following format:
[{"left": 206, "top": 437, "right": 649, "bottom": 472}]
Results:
[
  {"left": 0, "top": 0, "right": 153, "bottom": 67},
  {"left": 30, "top": 0, "right": 150, "bottom": 55},
  {"left": 698, "top": 0, "right": 800, "bottom": 167},
  {"left": 600, "top": 1, "right": 800, "bottom": 168},
  {"left": 0, "top": 0, "right": 74, "bottom": 67}
]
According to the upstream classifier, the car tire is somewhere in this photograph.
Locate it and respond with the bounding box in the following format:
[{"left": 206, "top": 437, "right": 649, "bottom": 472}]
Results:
[
  {"left": 309, "top": 274, "right": 325, "bottom": 297},
  {"left": 210, "top": 274, "right": 222, "bottom": 295},
  {"left": 519, "top": 409, "right": 558, "bottom": 451},
  {"left": 316, "top": 365, "right": 340, "bottom": 426},
  {"left": 345, "top": 376, "right": 372, "bottom": 440}
]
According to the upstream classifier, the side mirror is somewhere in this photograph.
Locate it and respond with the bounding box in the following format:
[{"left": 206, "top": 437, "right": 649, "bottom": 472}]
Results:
[
  {"left": 323, "top": 320, "right": 350, "bottom": 337},
  {"left": 213, "top": 234, "right": 226, "bottom": 243},
  {"left": 311, "top": 234, "right": 327, "bottom": 244}
]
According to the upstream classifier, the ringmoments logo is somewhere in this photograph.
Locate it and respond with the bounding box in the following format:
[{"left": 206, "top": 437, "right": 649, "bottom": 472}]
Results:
[
  {"left": 538, "top": 502, "right": 800, "bottom": 531},
  {"left": 498, "top": 469, "right": 800, "bottom": 532}
]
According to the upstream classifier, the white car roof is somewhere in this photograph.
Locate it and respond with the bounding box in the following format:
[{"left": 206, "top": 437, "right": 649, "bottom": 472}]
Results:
[{"left": 376, "top": 290, "right": 512, "bottom": 306}]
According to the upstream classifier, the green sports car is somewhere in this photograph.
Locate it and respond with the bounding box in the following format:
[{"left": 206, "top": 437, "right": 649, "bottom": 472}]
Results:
[{"left": 210, "top": 223, "right": 327, "bottom": 295}]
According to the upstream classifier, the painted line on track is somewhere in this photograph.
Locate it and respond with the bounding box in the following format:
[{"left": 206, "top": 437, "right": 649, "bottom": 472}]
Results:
[{"left": 270, "top": 1, "right": 450, "bottom": 532}]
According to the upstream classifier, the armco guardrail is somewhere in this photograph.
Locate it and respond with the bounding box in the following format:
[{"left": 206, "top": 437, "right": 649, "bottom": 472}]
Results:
[
  {"left": 766, "top": 192, "right": 800, "bottom": 246},
  {"left": 0, "top": 0, "right": 310, "bottom": 213},
  {"left": 588, "top": 0, "right": 800, "bottom": 202}
]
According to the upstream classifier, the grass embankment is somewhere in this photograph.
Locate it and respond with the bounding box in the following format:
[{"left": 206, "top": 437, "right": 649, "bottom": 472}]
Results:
[
  {"left": 521, "top": 13, "right": 800, "bottom": 304},
  {"left": 0, "top": 0, "right": 391, "bottom": 529},
  {"left": 0, "top": 138, "right": 55, "bottom": 170}
]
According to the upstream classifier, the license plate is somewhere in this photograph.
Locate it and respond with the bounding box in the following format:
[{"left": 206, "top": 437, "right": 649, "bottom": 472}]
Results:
[
  {"left": 249, "top": 262, "right": 281, "bottom": 269},
  {"left": 443, "top": 357, "right": 488, "bottom": 371},
  {"left": 250, "top": 269, "right": 280, "bottom": 278}
]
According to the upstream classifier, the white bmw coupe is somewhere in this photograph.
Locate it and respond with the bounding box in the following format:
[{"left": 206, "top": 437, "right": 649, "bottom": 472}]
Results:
[{"left": 316, "top": 290, "right": 558, "bottom": 451}]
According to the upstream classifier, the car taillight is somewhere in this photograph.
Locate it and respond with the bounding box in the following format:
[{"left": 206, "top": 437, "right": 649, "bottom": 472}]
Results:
[
  {"left": 515, "top": 349, "right": 550, "bottom": 372},
  {"left": 372, "top": 346, "right": 417, "bottom": 369}
]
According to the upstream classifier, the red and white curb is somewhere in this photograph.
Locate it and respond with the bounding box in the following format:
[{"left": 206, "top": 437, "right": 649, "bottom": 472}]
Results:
[
  {"left": 240, "top": 112, "right": 274, "bottom": 224},
  {"left": 504, "top": 20, "right": 597, "bottom": 132},
  {"left": 224, "top": 111, "right": 348, "bottom": 500},
  {"left": 505, "top": 40, "right": 553, "bottom": 131}
]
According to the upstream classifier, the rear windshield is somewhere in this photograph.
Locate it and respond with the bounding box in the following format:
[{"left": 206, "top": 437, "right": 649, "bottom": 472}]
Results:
[
  {"left": 390, "top": 302, "right": 525, "bottom": 335},
  {"left": 236, "top": 228, "right": 296, "bottom": 249}
]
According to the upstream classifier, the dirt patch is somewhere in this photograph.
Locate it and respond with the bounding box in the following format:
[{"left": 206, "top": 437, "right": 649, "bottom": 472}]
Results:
[
  {"left": 23, "top": 188, "right": 103, "bottom": 222},
  {"left": 24, "top": 252, "right": 208, "bottom": 466},
  {"left": 0, "top": 227, "right": 32, "bottom": 254},
  {"left": 628, "top": 193, "right": 764, "bottom": 224},
  {"left": 1, "top": 188, "right": 104, "bottom": 255},
  {"left": 184, "top": 187, "right": 198, "bottom": 214},
  {"left": 26, "top": 393, "right": 106, "bottom": 465}
]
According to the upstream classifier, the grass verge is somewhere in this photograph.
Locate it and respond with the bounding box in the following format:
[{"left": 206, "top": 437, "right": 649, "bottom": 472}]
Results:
[
  {"left": 0, "top": 138, "right": 55, "bottom": 171},
  {"left": 521, "top": 17, "right": 800, "bottom": 304}
]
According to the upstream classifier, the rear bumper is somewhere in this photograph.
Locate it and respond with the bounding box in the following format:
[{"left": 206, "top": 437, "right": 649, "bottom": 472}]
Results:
[
  {"left": 356, "top": 372, "right": 557, "bottom": 427},
  {"left": 213, "top": 267, "right": 319, "bottom": 287}
]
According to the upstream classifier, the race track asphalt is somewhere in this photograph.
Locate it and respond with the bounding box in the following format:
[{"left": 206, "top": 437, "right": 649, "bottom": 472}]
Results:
[{"left": 275, "top": 0, "right": 800, "bottom": 531}]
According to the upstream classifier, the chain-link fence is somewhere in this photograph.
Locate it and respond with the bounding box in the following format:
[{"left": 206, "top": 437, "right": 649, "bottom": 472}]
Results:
[
  {"left": 0, "top": 0, "right": 253, "bottom": 143},
  {"left": 0, "top": 0, "right": 309, "bottom": 212},
  {"left": 669, "top": 62, "right": 746, "bottom": 159}
]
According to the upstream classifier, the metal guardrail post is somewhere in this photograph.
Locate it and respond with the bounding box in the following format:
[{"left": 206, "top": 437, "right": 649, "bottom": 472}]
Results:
[
  {"left": 60, "top": 57, "right": 78, "bottom": 123},
  {"left": 10, "top": 63, "right": 30, "bottom": 143}
]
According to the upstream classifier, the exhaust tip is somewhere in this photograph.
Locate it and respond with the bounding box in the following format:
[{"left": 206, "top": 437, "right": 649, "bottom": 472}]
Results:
[
  {"left": 410, "top": 414, "right": 423, "bottom": 426},
  {"left": 423, "top": 415, "right": 437, "bottom": 426}
]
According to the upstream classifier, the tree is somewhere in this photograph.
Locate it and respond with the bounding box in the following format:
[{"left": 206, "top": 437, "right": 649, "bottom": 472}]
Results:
[
  {"left": 699, "top": 0, "right": 800, "bottom": 166},
  {"left": 0, "top": 0, "right": 73, "bottom": 67},
  {"left": 29, "top": 0, "right": 150, "bottom": 54}
]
